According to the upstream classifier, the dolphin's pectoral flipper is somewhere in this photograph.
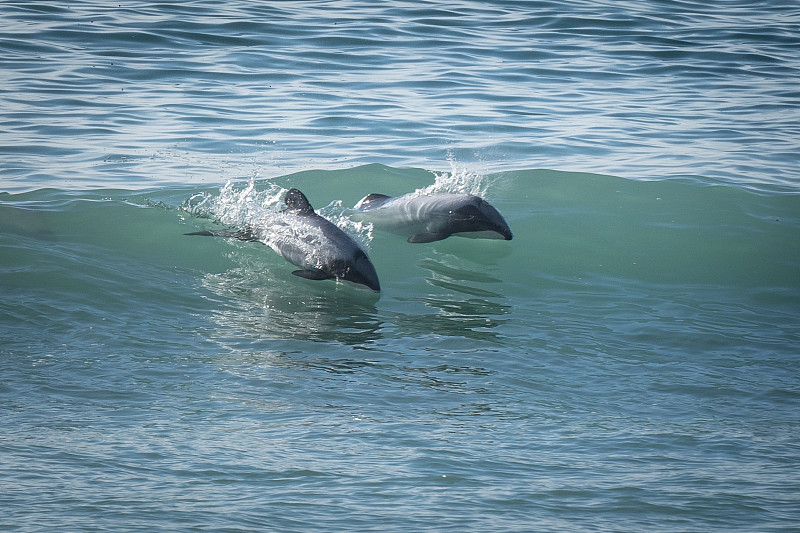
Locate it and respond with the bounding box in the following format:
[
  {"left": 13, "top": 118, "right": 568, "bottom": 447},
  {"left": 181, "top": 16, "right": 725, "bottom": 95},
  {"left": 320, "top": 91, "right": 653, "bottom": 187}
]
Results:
[
  {"left": 291, "top": 269, "right": 332, "bottom": 281},
  {"left": 408, "top": 232, "right": 450, "bottom": 243},
  {"left": 185, "top": 227, "right": 260, "bottom": 242}
]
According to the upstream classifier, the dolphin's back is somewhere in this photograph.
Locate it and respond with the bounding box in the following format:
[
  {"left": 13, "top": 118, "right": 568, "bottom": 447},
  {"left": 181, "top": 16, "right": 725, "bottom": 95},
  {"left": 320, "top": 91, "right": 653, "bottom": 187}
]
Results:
[
  {"left": 351, "top": 192, "right": 512, "bottom": 243},
  {"left": 187, "top": 188, "right": 380, "bottom": 292}
]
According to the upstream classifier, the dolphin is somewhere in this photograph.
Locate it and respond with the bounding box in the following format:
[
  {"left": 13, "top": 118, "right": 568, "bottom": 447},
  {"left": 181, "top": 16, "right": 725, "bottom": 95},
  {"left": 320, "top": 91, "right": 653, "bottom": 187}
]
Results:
[
  {"left": 186, "top": 188, "right": 380, "bottom": 292},
  {"left": 350, "top": 192, "right": 513, "bottom": 243}
]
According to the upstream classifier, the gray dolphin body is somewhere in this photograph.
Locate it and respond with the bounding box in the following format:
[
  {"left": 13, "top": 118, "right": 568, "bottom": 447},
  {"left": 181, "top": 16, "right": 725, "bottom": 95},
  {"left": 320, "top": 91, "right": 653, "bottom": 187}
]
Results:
[
  {"left": 351, "top": 192, "right": 513, "bottom": 243},
  {"left": 187, "top": 188, "right": 380, "bottom": 292}
]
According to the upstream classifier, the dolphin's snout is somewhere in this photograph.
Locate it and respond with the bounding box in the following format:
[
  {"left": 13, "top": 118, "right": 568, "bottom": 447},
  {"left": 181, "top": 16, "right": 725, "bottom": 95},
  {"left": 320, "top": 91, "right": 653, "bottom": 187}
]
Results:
[
  {"left": 350, "top": 255, "right": 381, "bottom": 292},
  {"left": 480, "top": 201, "right": 513, "bottom": 240}
]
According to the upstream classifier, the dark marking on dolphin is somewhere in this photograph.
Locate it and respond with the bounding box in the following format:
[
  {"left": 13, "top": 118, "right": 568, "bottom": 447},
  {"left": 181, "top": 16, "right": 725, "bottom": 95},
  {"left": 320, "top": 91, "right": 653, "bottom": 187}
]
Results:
[
  {"left": 350, "top": 192, "right": 513, "bottom": 243},
  {"left": 186, "top": 188, "right": 380, "bottom": 292}
]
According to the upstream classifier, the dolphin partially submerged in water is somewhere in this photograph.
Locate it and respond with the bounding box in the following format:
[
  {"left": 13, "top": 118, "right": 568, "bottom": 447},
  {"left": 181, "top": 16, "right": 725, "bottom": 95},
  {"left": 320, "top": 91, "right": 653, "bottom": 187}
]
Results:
[
  {"left": 186, "top": 188, "right": 380, "bottom": 292},
  {"left": 350, "top": 192, "right": 513, "bottom": 243}
]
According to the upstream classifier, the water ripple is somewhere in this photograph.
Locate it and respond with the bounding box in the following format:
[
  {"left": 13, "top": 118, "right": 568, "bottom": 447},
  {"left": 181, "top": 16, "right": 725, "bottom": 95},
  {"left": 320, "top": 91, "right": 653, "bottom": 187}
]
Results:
[{"left": 1, "top": 1, "right": 798, "bottom": 191}]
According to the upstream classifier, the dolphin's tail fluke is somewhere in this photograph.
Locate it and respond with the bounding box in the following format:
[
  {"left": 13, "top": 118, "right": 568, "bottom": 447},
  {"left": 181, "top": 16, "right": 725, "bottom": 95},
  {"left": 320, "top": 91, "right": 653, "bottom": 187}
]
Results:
[{"left": 184, "top": 227, "right": 260, "bottom": 242}]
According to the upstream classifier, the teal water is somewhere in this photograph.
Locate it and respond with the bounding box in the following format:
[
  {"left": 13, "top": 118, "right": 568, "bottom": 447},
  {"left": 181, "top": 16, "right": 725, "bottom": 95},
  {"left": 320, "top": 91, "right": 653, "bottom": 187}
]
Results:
[
  {"left": 2, "top": 167, "right": 799, "bottom": 531},
  {"left": 2, "top": 1, "right": 800, "bottom": 532}
]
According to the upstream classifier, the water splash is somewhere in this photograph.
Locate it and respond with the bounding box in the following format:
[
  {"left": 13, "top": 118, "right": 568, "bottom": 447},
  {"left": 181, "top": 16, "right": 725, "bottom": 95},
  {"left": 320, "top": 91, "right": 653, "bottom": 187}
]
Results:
[
  {"left": 318, "top": 199, "right": 374, "bottom": 248},
  {"left": 422, "top": 152, "right": 493, "bottom": 198},
  {"left": 182, "top": 177, "right": 374, "bottom": 254}
]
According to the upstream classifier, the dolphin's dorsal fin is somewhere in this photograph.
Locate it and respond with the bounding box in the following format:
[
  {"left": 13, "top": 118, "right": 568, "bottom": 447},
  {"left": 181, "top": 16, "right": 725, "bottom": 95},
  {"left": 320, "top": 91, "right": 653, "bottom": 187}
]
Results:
[
  {"left": 284, "top": 188, "right": 315, "bottom": 215},
  {"left": 355, "top": 193, "right": 392, "bottom": 210}
]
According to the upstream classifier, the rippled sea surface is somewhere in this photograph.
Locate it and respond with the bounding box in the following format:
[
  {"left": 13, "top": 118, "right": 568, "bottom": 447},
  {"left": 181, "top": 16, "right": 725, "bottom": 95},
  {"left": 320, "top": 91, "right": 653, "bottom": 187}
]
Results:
[{"left": 2, "top": 2, "right": 799, "bottom": 532}]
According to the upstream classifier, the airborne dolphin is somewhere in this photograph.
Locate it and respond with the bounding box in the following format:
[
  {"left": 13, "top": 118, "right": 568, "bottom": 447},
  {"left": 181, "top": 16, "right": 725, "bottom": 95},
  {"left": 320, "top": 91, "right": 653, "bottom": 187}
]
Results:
[
  {"left": 350, "top": 192, "right": 513, "bottom": 243},
  {"left": 186, "top": 188, "right": 380, "bottom": 292}
]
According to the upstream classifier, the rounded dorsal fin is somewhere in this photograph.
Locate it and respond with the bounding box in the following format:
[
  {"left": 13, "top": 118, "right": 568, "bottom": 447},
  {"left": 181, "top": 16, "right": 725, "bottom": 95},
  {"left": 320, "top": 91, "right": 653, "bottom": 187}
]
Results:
[
  {"left": 355, "top": 193, "right": 392, "bottom": 210},
  {"left": 284, "top": 188, "right": 315, "bottom": 214}
]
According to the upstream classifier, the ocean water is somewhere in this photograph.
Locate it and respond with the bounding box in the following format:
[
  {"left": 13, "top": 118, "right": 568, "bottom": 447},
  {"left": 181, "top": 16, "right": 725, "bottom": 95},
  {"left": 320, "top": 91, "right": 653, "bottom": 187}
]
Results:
[{"left": 2, "top": 2, "right": 799, "bottom": 532}]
